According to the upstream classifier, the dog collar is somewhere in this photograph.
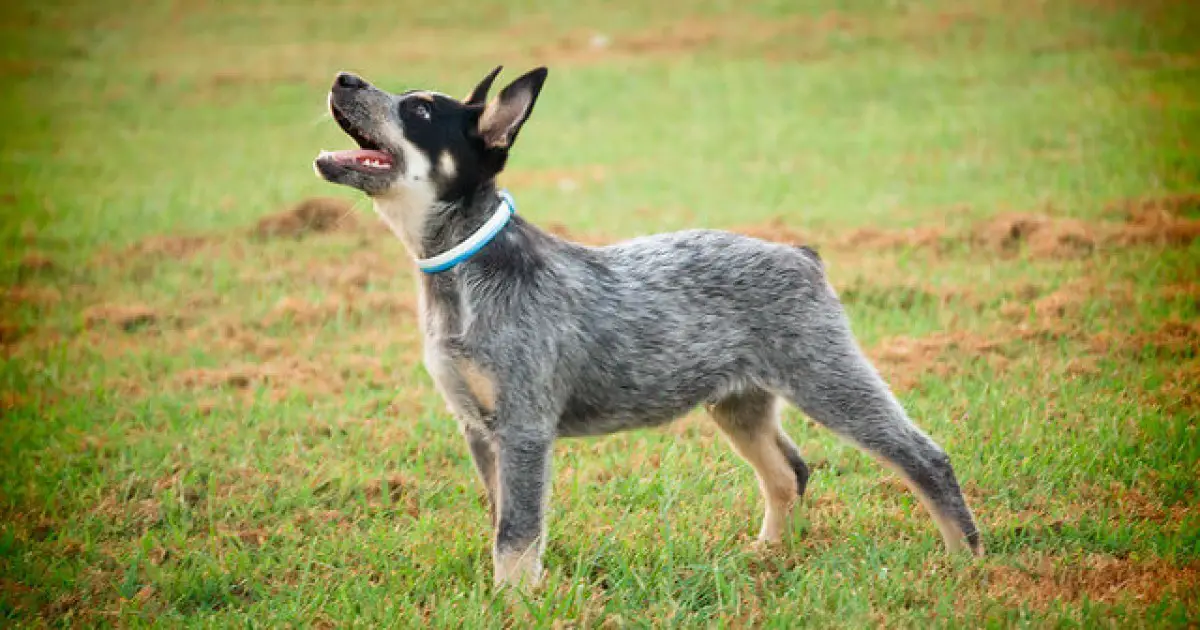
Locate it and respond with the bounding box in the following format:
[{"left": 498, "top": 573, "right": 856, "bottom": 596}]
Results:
[{"left": 416, "top": 190, "right": 516, "bottom": 274}]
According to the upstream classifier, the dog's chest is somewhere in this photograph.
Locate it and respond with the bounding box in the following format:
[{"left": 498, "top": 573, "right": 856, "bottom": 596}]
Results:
[
  {"left": 419, "top": 288, "right": 496, "bottom": 430},
  {"left": 423, "top": 336, "right": 496, "bottom": 430}
]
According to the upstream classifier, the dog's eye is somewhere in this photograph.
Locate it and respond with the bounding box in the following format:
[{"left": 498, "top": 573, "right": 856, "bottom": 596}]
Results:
[{"left": 408, "top": 101, "right": 431, "bottom": 121}]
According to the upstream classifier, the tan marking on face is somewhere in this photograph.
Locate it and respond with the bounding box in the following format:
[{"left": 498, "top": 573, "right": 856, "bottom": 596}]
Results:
[
  {"left": 710, "top": 400, "right": 799, "bottom": 543},
  {"left": 438, "top": 151, "right": 457, "bottom": 181},
  {"left": 455, "top": 359, "right": 496, "bottom": 413},
  {"left": 411, "top": 91, "right": 435, "bottom": 102}
]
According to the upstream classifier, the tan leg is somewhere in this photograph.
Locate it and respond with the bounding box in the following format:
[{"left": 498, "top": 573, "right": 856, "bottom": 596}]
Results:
[{"left": 709, "top": 391, "right": 809, "bottom": 543}]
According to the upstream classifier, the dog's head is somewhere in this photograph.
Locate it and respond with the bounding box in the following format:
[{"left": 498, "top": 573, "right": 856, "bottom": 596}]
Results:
[{"left": 314, "top": 66, "right": 548, "bottom": 200}]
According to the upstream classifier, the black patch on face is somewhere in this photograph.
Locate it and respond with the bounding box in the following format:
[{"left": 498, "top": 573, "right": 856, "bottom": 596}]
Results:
[
  {"left": 392, "top": 91, "right": 507, "bottom": 202},
  {"left": 320, "top": 69, "right": 541, "bottom": 200}
]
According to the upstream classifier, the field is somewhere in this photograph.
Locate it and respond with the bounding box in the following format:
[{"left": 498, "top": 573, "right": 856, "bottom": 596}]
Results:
[{"left": 2, "top": 0, "right": 1199, "bottom": 626}]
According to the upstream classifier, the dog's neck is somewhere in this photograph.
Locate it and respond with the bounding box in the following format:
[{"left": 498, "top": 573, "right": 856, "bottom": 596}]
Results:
[
  {"left": 370, "top": 183, "right": 439, "bottom": 257},
  {"left": 372, "top": 182, "right": 518, "bottom": 263},
  {"left": 421, "top": 185, "right": 509, "bottom": 263},
  {"left": 407, "top": 183, "right": 555, "bottom": 336},
  {"left": 372, "top": 180, "right": 551, "bottom": 284}
]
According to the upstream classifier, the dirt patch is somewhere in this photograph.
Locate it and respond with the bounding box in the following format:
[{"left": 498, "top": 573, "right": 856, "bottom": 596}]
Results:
[
  {"left": 987, "top": 553, "right": 1200, "bottom": 610},
  {"left": 1090, "top": 319, "right": 1200, "bottom": 359},
  {"left": 1140, "top": 359, "right": 1200, "bottom": 413},
  {"left": 1160, "top": 282, "right": 1200, "bottom": 302},
  {"left": 868, "top": 331, "right": 1007, "bottom": 391},
  {"left": 529, "top": 8, "right": 993, "bottom": 67},
  {"left": 1128, "top": 320, "right": 1200, "bottom": 358},
  {"left": 1098, "top": 483, "right": 1196, "bottom": 525},
  {"left": 871, "top": 331, "right": 1001, "bottom": 364},
  {"left": 730, "top": 216, "right": 944, "bottom": 254},
  {"left": 1032, "top": 283, "right": 1090, "bottom": 318},
  {"left": 2, "top": 285, "right": 63, "bottom": 309},
  {"left": 222, "top": 527, "right": 270, "bottom": 548},
  {"left": 0, "top": 320, "right": 23, "bottom": 346},
  {"left": 82, "top": 303, "right": 158, "bottom": 331},
  {"left": 836, "top": 225, "right": 946, "bottom": 250},
  {"left": 92, "top": 233, "right": 222, "bottom": 276},
  {"left": 973, "top": 195, "right": 1200, "bottom": 259},
  {"left": 839, "top": 280, "right": 967, "bottom": 311},
  {"left": 1028, "top": 278, "right": 1130, "bottom": 321},
  {"left": 1108, "top": 193, "right": 1200, "bottom": 246},
  {"left": 264, "top": 291, "right": 415, "bottom": 328},
  {"left": 17, "top": 251, "right": 57, "bottom": 276},
  {"left": 731, "top": 217, "right": 816, "bottom": 248},
  {"left": 734, "top": 195, "right": 1198, "bottom": 260},
  {"left": 0, "top": 390, "right": 27, "bottom": 411},
  {"left": 972, "top": 214, "right": 1099, "bottom": 259},
  {"left": 361, "top": 473, "right": 420, "bottom": 516},
  {"left": 120, "top": 234, "right": 216, "bottom": 261},
  {"left": 174, "top": 353, "right": 391, "bottom": 400},
  {"left": 528, "top": 16, "right": 773, "bottom": 65},
  {"left": 253, "top": 197, "right": 357, "bottom": 239}
]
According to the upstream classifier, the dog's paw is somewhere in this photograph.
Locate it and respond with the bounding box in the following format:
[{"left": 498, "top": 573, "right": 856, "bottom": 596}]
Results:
[
  {"left": 750, "top": 538, "right": 782, "bottom": 550},
  {"left": 493, "top": 550, "right": 544, "bottom": 591}
]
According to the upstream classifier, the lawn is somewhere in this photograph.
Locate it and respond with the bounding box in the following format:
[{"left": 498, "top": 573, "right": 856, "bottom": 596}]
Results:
[{"left": 2, "top": 0, "right": 1198, "bottom": 626}]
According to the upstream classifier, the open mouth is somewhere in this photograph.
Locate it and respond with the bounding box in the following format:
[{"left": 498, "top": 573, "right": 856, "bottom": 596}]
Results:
[
  {"left": 319, "top": 98, "right": 397, "bottom": 174},
  {"left": 317, "top": 148, "right": 394, "bottom": 172}
]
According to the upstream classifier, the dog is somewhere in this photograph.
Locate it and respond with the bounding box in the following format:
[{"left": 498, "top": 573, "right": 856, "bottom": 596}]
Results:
[{"left": 314, "top": 66, "right": 983, "bottom": 588}]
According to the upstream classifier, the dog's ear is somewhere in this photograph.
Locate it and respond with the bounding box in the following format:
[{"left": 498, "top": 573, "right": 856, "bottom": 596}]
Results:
[
  {"left": 464, "top": 66, "right": 503, "bottom": 106},
  {"left": 476, "top": 67, "right": 548, "bottom": 150}
]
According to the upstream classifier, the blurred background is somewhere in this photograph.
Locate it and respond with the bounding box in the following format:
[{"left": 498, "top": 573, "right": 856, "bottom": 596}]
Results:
[{"left": 2, "top": 0, "right": 1198, "bottom": 626}]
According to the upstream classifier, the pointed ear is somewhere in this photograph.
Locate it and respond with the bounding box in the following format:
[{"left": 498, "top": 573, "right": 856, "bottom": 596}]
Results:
[
  {"left": 477, "top": 67, "right": 548, "bottom": 150},
  {"left": 464, "top": 65, "right": 503, "bottom": 106}
]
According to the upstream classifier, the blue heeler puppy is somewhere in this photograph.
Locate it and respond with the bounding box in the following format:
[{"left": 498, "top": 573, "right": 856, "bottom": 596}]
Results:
[{"left": 314, "top": 66, "right": 983, "bottom": 588}]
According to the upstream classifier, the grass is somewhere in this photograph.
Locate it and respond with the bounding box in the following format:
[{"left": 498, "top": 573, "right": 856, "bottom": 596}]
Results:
[{"left": 2, "top": 0, "right": 1198, "bottom": 626}]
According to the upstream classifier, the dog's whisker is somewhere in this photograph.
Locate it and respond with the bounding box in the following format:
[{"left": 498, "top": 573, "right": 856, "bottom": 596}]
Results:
[{"left": 332, "top": 198, "right": 366, "bottom": 230}]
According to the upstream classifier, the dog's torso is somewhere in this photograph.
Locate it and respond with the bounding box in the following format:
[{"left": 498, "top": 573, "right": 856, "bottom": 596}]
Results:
[
  {"left": 318, "top": 68, "right": 984, "bottom": 583},
  {"left": 418, "top": 223, "right": 839, "bottom": 439}
]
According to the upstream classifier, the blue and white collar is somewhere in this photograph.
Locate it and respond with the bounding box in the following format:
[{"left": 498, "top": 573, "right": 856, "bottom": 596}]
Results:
[{"left": 416, "top": 190, "right": 516, "bottom": 274}]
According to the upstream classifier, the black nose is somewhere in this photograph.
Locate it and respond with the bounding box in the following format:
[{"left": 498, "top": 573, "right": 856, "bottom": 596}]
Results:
[{"left": 335, "top": 72, "right": 367, "bottom": 90}]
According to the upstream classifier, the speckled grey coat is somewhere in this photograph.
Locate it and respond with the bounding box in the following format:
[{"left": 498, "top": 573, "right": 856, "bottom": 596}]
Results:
[{"left": 315, "top": 65, "right": 982, "bottom": 588}]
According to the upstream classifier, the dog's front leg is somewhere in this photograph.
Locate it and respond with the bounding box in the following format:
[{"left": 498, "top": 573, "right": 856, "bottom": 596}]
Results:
[
  {"left": 492, "top": 428, "right": 553, "bottom": 589},
  {"left": 462, "top": 424, "right": 499, "bottom": 526}
]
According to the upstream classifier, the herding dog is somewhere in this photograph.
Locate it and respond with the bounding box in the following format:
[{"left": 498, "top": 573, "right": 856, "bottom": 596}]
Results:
[{"left": 314, "top": 66, "right": 983, "bottom": 588}]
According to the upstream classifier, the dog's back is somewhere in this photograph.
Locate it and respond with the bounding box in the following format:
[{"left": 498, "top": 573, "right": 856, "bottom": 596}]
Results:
[{"left": 551, "top": 229, "right": 834, "bottom": 435}]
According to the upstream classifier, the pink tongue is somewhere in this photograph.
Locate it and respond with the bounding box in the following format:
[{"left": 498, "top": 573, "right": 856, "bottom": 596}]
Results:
[{"left": 330, "top": 149, "right": 393, "bottom": 166}]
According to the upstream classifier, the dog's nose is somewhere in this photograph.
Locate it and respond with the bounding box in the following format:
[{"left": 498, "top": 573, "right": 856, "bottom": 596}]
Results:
[{"left": 335, "top": 72, "right": 368, "bottom": 90}]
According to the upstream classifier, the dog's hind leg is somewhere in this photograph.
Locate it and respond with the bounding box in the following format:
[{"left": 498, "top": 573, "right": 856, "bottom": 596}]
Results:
[
  {"left": 709, "top": 390, "right": 809, "bottom": 543},
  {"left": 778, "top": 317, "right": 983, "bottom": 555}
]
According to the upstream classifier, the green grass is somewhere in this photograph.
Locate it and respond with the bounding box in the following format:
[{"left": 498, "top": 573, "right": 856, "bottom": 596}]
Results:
[{"left": 2, "top": 0, "right": 1199, "bottom": 626}]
